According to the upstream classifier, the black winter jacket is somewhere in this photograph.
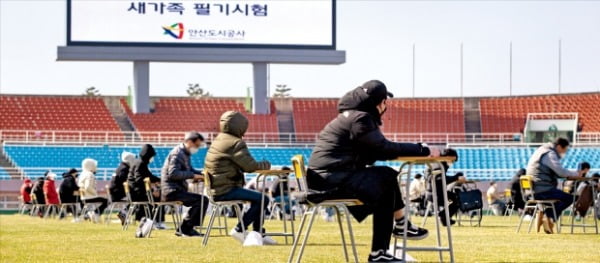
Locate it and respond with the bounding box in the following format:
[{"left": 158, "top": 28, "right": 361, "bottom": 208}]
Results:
[
  {"left": 308, "top": 86, "right": 430, "bottom": 188},
  {"left": 59, "top": 173, "right": 79, "bottom": 203},
  {"left": 128, "top": 144, "right": 159, "bottom": 200},
  {"left": 109, "top": 162, "right": 130, "bottom": 201}
]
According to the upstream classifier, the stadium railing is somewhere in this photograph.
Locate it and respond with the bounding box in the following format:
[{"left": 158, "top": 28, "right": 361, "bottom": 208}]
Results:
[{"left": 1, "top": 129, "right": 533, "bottom": 145}]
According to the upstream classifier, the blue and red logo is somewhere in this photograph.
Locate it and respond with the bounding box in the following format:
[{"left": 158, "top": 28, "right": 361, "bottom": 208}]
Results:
[{"left": 162, "top": 23, "right": 184, "bottom": 39}]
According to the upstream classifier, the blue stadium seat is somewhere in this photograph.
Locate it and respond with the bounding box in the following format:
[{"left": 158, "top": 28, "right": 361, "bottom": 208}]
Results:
[{"left": 3, "top": 145, "right": 599, "bottom": 181}]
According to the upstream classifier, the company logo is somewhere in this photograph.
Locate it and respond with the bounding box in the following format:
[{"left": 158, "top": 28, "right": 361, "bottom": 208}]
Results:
[{"left": 162, "top": 23, "right": 184, "bottom": 39}]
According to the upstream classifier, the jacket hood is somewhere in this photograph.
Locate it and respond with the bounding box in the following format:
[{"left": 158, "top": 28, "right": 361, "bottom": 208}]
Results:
[
  {"left": 82, "top": 158, "right": 98, "bottom": 172},
  {"left": 121, "top": 151, "right": 135, "bottom": 165},
  {"left": 219, "top": 111, "right": 248, "bottom": 137},
  {"left": 139, "top": 144, "right": 156, "bottom": 162},
  {"left": 46, "top": 172, "right": 56, "bottom": 180},
  {"left": 337, "top": 80, "right": 392, "bottom": 126}
]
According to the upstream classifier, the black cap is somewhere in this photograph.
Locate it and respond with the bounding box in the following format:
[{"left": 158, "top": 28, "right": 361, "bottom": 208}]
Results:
[
  {"left": 67, "top": 168, "right": 78, "bottom": 175},
  {"left": 360, "top": 80, "right": 394, "bottom": 103}
]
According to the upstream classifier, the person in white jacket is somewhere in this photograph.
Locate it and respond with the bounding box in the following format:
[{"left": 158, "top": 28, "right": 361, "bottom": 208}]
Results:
[{"left": 78, "top": 158, "right": 108, "bottom": 222}]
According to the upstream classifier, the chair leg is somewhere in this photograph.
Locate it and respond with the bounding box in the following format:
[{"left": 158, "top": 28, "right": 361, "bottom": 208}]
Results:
[
  {"left": 332, "top": 206, "right": 349, "bottom": 262},
  {"left": 296, "top": 206, "right": 319, "bottom": 263},
  {"left": 288, "top": 207, "right": 311, "bottom": 263},
  {"left": 202, "top": 205, "right": 219, "bottom": 246},
  {"left": 341, "top": 206, "right": 359, "bottom": 263},
  {"left": 527, "top": 206, "right": 539, "bottom": 233}
]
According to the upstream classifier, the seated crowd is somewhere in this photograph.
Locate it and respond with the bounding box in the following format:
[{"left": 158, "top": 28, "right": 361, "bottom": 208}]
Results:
[{"left": 15, "top": 80, "right": 599, "bottom": 263}]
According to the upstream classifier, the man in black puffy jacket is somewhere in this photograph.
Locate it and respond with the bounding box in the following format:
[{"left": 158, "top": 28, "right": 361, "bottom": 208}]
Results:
[
  {"left": 308, "top": 80, "right": 439, "bottom": 263},
  {"left": 128, "top": 144, "right": 162, "bottom": 223}
]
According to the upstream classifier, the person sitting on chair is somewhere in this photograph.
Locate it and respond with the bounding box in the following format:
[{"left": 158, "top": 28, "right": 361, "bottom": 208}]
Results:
[
  {"left": 306, "top": 80, "right": 438, "bottom": 262},
  {"left": 409, "top": 173, "right": 427, "bottom": 216},
  {"left": 59, "top": 168, "right": 79, "bottom": 217},
  {"left": 204, "top": 111, "right": 276, "bottom": 245},
  {"left": 205, "top": 111, "right": 276, "bottom": 245},
  {"left": 128, "top": 144, "right": 166, "bottom": 229},
  {"left": 526, "top": 137, "right": 584, "bottom": 234},
  {"left": 486, "top": 181, "right": 506, "bottom": 216},
  {"left": 161, "top": 131, "right": 209, "bottom": 237},
  {"left": 424, "top": 153, "right": 466, "bottom": 227},
  {"left": 20, "top": 178, "right": 33, "bottom": 205},
  {"left": 78, "top": 158, "right": 108, "bottom": 222},
  {"left": 43, "top": 172, "right": 60, "bottom": 206}
]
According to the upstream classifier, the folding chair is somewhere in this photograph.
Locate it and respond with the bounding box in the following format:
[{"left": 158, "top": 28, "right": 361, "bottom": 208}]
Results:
[
  {"left": 78, "top": 188, "right": 103, "bottom": 223},
  {"left": 29, "top": 193, "right": 45, "bottom": 217},
  {"left": 288, "top": 155, "right": 362, "bottom": 263},
  {"left": 143, "top": 178, "right": 183, "bottom": 237},
  {"left": 43, "top": 193, "right": 60, "bottom": 219},
  {"left": 202, "top": 172, "right": 246, "bottom": 246},
  {"left": 18, "top": 196, "right": 32, "bottom": 215},
  {"left": 516, "top": 175, "right": 559, "bottom": 233},
  {"left": 503, "top": 188, "right": 515, "bottom": 217},
  {"left": 122, "top": 182, "right": 151, "bottom": 230},
  {"left": 559, "top": 180, "right": 599, "bottom": 234},
  {"left": 57, "top": 195, "right": 80, "bottom": 221},
  {"left": 104, "top": 184, "right": 128, "bottom": 225}
]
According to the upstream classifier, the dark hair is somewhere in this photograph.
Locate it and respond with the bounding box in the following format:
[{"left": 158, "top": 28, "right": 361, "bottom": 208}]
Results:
[
  {"left": 553, "top": 137, "right": 570, "bottom": 148},
  {"left": 185, "top": 131, "right": 204, "bottom": 142},
  {"left": 281, "top": 166, "right": 291, "bottom": 171},
  {"left": 455, "top": 172, "right": 464, "bottom": 177},
  {"left": 414, "top": 173, "right": 423, "bottom": 179},
  {"left": 579, "top": 162, "right": 591, "bottom": 170},
  {"left": 441, "top": 148, "right": 459, "bottom": 162},
  {"left": 592, "top": 173, "right": 600, "bottom": 178},
  {"left": 490, "top": 181, "right": 496, "bottom": 186},
  {"left": 516, "top": 168, "right": 526, "bottom": 177}
]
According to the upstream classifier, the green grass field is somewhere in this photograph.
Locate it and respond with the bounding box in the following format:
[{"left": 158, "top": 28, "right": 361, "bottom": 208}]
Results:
[{"left": 1, "top": 213, "right": 598, "bottom": 262}]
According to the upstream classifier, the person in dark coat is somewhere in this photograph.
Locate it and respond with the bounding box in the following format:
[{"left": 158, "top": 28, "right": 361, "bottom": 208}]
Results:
[
  {"left": 31, "top": 176, "right": 46, "bottom": 205},
  {"left": 425, "top": 150, "right": 465, "bottom": 226},
  {"left": 59, "top": 168, "right": 79, "bottom": 215},
  {"left": 161, "top": 132, "right": 208, "bottom": 237},
  {"left": 110, "top": 151, "right": 135, "bottom": 202},
  {"left": 127, "top": 144, "right": 162, "bottom": 223},
  {"left": 509, "top": 168, "right": 527, "bottom": 213},
  {"left": 307, "top": 80, "right": 439, "bottom": 262}
]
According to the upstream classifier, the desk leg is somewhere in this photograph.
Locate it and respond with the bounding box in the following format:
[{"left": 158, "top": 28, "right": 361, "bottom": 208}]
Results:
[
  {"left": 437, "top": 161, "right": 455, "bottom": 263},
  {"left": 400, "top": 162, "right": 413, "bottom": 262}
]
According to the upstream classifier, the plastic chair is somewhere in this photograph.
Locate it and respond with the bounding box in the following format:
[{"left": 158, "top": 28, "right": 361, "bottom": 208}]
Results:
[{"left": 288, "top": 155, "right": 362, "bottom": 263}]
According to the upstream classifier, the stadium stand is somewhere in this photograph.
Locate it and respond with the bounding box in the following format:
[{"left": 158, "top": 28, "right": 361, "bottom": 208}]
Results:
[
  {"left": 120, "top": 98, "right": 278, "bottom": 134},
  {"left": 292, "top": 98, "right": 466, "bottom": 134},
  {"left": 0, "top": 96, "right": 120, "bottom": 131},
  {"left": 0, "top": 167, "right": 10, "bottom": 180},
  {"left": 3, "top": 145, "right": 598, "bottom": 181},
  {"left": 480, "top": 93, "right": 600, "bottom": 132},
  {"left": 382, "top": 99, "right": 465, "bottom": 133},
  {"left": 292, "top": 99, "right": 338, "bottom": 133}
]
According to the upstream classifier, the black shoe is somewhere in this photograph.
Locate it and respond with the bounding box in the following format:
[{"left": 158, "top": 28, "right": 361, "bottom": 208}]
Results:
[
  {"left": 368, "top": 250, "right": 403, "bottom": 262},
  {"left": 440, "top": 218, "right": 456, "bottom": 227},
  {"left": 117, "top": 212, "right": 126, "bottom": 226},
  {"left": 177, "top": 229, "right": 204, "bottom": 237},
  {"left": 392, "top": 221, "right": 429, "bottom": 240}
]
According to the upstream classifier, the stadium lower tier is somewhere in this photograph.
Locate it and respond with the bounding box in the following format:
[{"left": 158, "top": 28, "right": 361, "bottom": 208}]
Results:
[{"left": 3, "top": 145, "right": 599, "bottom": 181}]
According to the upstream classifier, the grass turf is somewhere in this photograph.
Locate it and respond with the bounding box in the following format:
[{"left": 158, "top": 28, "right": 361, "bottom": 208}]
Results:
[{"left": 0, "top": 213, "right": 599, "bottom": 262}]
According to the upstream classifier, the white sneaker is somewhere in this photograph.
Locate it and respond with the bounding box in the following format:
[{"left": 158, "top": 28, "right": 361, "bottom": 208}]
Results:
[
  {"left": 262, "top": 235, "right": 278, "bottom": 245},
  {"left": 523, "top": 214, "right": 532, "bottom": 222},
  {"left": 71, "top": 217, "right": 81, "bottom": 223},
  {"left": 87, "top": 211, "right": 100, "bottom": 223},
  {"left": 243, "top": 231, "right": 264, "bottom": 246},
  {"left": 229, "top": 228, "right": 246, "bottom": 244}
]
